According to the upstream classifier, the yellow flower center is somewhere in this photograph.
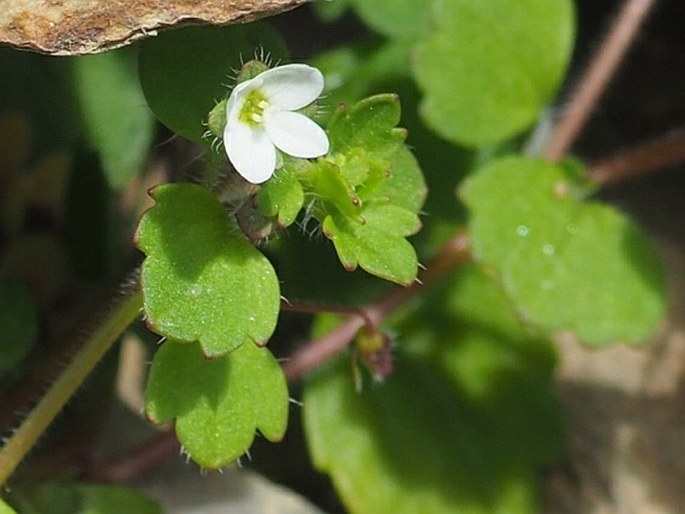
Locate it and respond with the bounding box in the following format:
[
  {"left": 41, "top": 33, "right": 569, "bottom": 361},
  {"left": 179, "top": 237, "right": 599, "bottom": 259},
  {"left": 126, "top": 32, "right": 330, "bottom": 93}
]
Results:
[{"left": 239, "top": 89, "right": 270, "bottom": 127}]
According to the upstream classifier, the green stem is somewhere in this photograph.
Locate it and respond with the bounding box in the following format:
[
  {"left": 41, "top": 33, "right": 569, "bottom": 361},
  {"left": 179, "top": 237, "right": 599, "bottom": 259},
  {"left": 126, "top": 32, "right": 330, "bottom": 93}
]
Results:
[{"left": 0, "top": 289, "right": 144, "bottom": 486}]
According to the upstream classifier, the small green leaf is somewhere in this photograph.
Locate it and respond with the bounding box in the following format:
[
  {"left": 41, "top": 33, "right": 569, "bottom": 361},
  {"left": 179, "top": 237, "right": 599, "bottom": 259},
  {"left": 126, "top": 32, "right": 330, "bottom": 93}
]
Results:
[
  {"left": 139, "top": 24, "right": 287, "bottom": 143},
  {"left": 70, "top": 48, "right": 155, "bottom": 190},
  {"left": 328, "top": 94, "right": 406, "bottom": 159},
  {"left": 257, "top": 166, "right": 304, "bottom": 228},
  {"left": 352, "top": 0, "right": 431, "bottom": 39},
  {"left": 136, "top": 183, "right": 280, "bottom": 356},
  {"left": 413, "top": 0, "right": 575, "bottom": 147},
  {"left": 145, "top": 341, "right": 288, "bottom": 468},
  {"left": 0, "top": 276, "right": 37, "bottom": 373},
  {"left": 304, "top": 264, "right": 562, "bottom": 513},
  {"left": 323, "top": 204, "right": 421, "bottom": 285},
  {"left": 461, "top": 156, "right": 666, "bottom": 345}
]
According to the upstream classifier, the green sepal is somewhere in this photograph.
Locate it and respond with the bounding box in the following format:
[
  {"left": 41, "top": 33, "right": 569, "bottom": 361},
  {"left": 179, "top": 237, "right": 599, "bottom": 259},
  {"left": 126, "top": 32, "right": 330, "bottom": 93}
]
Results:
[
  {"left": 257, "top": 165, "right": 305, "bottom": 228},
  {"left": 135, "top": 183, "right": 280, "bottom": 356},
  {"left": 145, "top": 341, "right": 288, "bottom": 468}
]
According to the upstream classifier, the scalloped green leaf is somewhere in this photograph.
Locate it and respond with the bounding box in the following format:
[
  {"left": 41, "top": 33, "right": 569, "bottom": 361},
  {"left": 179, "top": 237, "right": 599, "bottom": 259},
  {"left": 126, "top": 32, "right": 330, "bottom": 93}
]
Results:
[
  {"left": 138, "top": 24, "right": 287, "bottom": 143},
  {"left": 328, "top": 94, "right": 406, "bottom": 160},
  {"left": 70, "top": 48, "right": 155, "bottom": 190},
  {"left": 135, "top": 183, "right": 280, "bottom": 356},
  {"left": 304, "top": 265, "right": 562, "bottom": 513},
  {"left": 0, "top": 276, "right": 37, "bottom": 373},
  {"left": 372, "top": 145, "right": 427, "bottom": 214},
  {"left": 145, "top": 341, "right": 288, "bottom": 468},
  {"left": 461, "top": 156, "right": 666, "bottom": 346},
  {"left": 323, "top": 204, "right": 421, "bottom": 285},
  {"left": 413, "top": 0, "right": 575, "bottom": 147}
]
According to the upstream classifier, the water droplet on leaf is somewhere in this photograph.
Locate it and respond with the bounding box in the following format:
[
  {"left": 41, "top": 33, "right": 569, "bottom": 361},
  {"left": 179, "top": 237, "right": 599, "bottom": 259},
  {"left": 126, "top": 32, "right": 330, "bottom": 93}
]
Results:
[{"left": 516, "top": 225, "right": 529, "bottom": 237}]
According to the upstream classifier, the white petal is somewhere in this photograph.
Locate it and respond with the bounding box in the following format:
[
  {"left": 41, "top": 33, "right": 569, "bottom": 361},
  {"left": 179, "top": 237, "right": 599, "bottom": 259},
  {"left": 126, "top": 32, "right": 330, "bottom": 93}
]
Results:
[
  {"left": 224, "top": 120, "right": 276, "bottom": 184},
  {"left": 264, "top": 110, "right": 329, "bottom": 158},
  {"left": 259, "top": 64, "right": 324, "bottom": 111},
  {"left": 226, "top": 78, "right": 259, "bottom": 123}
]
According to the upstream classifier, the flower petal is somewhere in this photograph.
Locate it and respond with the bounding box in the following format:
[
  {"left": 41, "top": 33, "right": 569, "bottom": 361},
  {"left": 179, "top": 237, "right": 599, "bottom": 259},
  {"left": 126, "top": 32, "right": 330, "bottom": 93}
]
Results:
[
  {"left": 224, "top": 120, "right": 276, "bottom": 184},
  {"left": 264, "top": 110, "right": 329, "bottom": 159},
  {"left": 259, "top": 64, "right": 324, "bottom": 111}
]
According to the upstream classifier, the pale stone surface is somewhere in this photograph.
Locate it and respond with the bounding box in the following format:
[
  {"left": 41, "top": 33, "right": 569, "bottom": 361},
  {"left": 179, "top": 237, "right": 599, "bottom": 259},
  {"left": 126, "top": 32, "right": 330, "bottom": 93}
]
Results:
[
  {"left": 139, "top": 464, "right": 326, "bottom": 514},
  {"left": 0, "top": 0, "right": 310, "bottom": 55}
]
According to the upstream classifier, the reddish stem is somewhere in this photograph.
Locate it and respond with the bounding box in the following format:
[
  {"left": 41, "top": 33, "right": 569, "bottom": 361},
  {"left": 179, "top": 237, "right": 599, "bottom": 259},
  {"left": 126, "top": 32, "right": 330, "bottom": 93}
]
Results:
[
  {"left": 282, "top": 232, "right": 470, "bottom": 382},
  {"left": 588, "top": 129, "right": 685, "bottom": 184},
  {"left": 544, "top": 0, "right": 659, "bottom": 162},
  {"left": 84, "top": 430, "right": 180, "bottom": 483}
]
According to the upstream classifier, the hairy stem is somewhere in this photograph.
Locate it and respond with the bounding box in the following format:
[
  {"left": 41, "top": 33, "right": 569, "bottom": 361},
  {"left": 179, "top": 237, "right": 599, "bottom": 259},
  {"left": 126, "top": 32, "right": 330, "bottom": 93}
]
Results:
[
  {"left": 0, "top": 289, "right": 143, "bottom": 486},
  {"left": 588, "top": 129, "right": 685, "bottom": 184},
  {"left": 544, "top": 0, "right": 658, "bottom": 162}
]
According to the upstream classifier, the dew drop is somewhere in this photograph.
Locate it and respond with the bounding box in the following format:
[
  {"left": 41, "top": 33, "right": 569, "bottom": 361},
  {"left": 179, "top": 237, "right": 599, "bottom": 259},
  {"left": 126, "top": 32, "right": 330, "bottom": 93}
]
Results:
[
  {"left": 189, "top": 284, "right": 203, "bottom": 297},
  {"left": 540, "top": 280, "right": 554, "bottom": 291},
  {"left": 566, "top": 223, "right": 578, "bottom": 234},
  {"left": 516, "top": 225, "right": 529, "bottom": 237},
  {"left": 542, "top": 244, "right": 555, "bottom": 256}
]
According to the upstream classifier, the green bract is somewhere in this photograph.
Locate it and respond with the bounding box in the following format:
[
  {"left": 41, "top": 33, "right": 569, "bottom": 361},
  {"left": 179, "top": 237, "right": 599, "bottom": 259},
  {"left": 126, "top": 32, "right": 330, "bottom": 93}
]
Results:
[
  {"left": 145, "top": 341, "right": 288, "bottom": 468},
  {"left": 135, "top": 183, "right": 280, "bottom": 356},
  {"left": 461, "top": 156, "right": 666, "bottom": 345},
  {"left": 304, "top": 265, "right": 562, "bottom": 513},
  {"left": 413, "top": 0, "right": 575, "bottom": 147}
]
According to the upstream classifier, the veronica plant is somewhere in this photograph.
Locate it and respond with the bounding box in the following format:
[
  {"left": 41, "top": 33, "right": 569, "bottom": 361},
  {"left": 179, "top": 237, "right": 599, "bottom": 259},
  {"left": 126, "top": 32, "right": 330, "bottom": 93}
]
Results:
[{"left": 0, "top": 2, "right": 671, "bottom": 513}]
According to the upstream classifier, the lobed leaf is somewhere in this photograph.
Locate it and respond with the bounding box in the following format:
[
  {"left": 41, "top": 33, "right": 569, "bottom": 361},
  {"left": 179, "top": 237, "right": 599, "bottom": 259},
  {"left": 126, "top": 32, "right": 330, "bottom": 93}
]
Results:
[
  {"left": 323, "top": 204, "right": 421, "bottom": 285},
  {"left": 413, "top": 0, "right": 575, "bottom": 147},
  {"left": 327, "top": 94, "right": 406, "bottom": 160},
  {"left": 145, "top": 341, "right": 288, "bottom": 468},
  {"left": 135, "top": 183, "right": 280, "bottom": 356},
  {"left": 304, "top": 265, "right": 562, "bottom": 513},
  {"left": 461, "top": 156, "right": 666, "bottom": 345}
]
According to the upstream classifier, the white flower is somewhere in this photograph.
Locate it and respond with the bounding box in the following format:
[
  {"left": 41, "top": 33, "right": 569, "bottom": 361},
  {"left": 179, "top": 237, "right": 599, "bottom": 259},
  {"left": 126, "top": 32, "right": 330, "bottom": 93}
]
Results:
[{"left": 223, "top": 63, "right": 330, "bottom": 184}]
